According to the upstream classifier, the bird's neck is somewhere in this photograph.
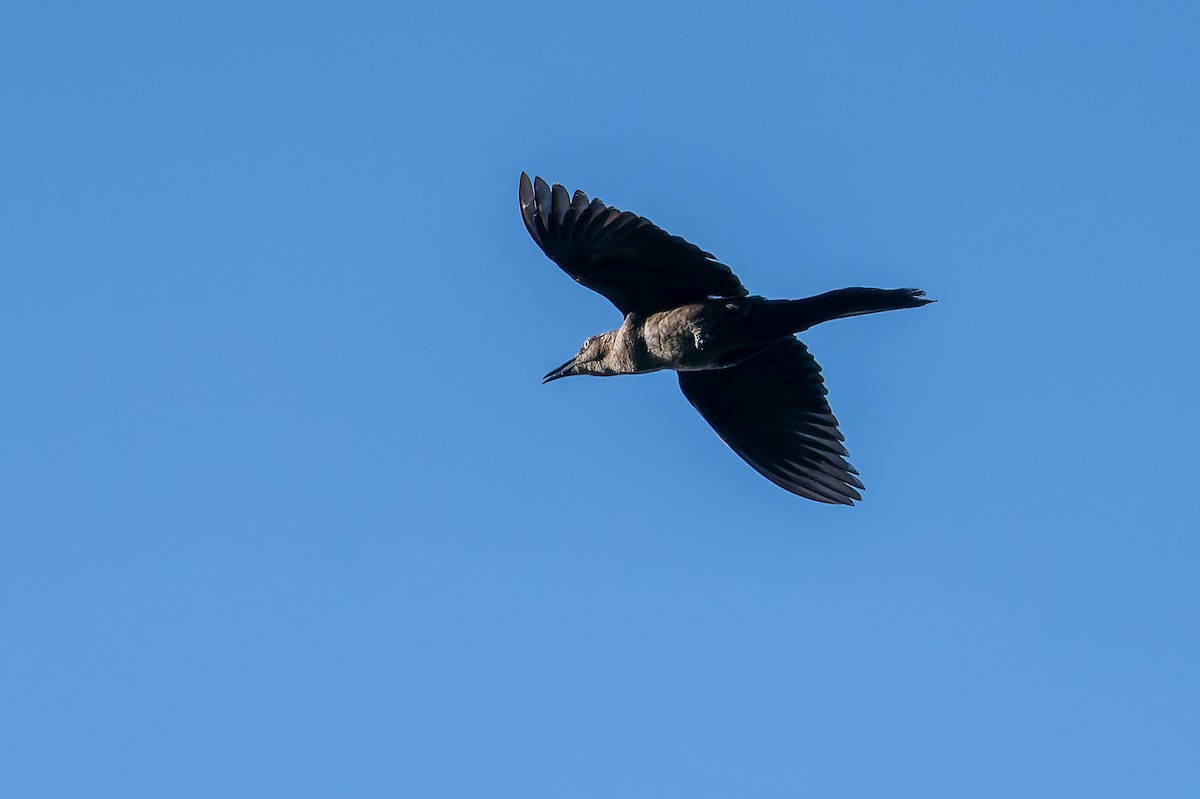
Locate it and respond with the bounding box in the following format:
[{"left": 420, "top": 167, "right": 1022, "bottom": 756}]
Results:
[{"left": 594, "top": 316, "right": 638, "bottom": 375}]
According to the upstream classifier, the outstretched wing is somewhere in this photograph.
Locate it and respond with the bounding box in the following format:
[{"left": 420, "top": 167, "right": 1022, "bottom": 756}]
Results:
[
  {"left": 678, "top": 339, "right": 864, "bottom": 504},
  {"left": 519, "top": 173, "right": 748, "bottom": 316}
]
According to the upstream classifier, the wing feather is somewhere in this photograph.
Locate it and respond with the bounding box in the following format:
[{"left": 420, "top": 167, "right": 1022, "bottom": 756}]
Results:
[
  {"left": 520, "top": 173, "right": 748, "bottom": 315},
  {"left": 678, "top": 339, "right": 863, "bottom": 504}
]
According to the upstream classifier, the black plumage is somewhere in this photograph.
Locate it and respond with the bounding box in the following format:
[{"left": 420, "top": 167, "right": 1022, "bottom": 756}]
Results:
[{"left": 519, "top": 174, "right": 746, "bottom": 315}]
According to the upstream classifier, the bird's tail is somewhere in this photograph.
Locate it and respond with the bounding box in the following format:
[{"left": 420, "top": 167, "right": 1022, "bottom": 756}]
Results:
[{"left": 754, "top": 288, "right": 934, "bottom": 338}]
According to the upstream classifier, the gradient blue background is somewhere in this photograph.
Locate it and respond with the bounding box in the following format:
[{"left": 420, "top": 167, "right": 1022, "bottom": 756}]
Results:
[{"left": 3, "top": 1, "right": 1198, "bottom": 796}]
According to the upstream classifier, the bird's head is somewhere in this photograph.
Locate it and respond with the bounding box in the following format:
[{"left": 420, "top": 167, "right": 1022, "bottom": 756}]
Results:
[{"left": 543, "top": 332, "right": 620, "bottom": 383}]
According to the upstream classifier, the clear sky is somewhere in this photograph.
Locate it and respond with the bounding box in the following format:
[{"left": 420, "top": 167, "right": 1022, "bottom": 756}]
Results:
[{"left": 2, "top": 1, "right": 1198, "bottom": 796}]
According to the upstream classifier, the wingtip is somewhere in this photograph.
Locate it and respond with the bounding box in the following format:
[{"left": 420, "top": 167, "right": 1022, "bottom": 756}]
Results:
[
  {"left": 783, "top": 480, "right": 859, "bottom": 504},
  {"left": 519, "top": 172, "right": 533, "bottom": 206},
  {"left": 810, "top": 483, "right": 860, "bottom": 504}
]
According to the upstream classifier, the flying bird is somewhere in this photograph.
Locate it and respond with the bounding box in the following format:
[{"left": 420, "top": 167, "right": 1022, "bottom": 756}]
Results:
[{"left": 520, "top": 173, "right": 932, "bottom": 504}]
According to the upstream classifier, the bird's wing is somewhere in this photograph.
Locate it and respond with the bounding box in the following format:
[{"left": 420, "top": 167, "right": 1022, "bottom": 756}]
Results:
[
  {"left": 519, "top": 173, "right": 748, "bottom": 316},
  {"left": 678, "top": 338, "right": 864, "bottom": 504}
]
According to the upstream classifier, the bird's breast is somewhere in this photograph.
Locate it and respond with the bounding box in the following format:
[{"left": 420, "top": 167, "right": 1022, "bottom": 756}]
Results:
[{"left": 637, "top": 304, "right": 738, "bottom": 372}]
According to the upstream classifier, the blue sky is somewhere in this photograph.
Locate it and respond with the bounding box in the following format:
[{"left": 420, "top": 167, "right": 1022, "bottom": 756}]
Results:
[{"left": 2, "top": 1, "right": 1198, "bottom": 796}]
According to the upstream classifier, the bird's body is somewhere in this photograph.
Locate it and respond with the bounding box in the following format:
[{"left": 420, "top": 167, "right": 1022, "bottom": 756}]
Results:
[
  {"left": 520, "top": 173, "right": 932, "bottom": 504},
  {"left": 568, "top": 302, "right": 747, "bottom": 376}
]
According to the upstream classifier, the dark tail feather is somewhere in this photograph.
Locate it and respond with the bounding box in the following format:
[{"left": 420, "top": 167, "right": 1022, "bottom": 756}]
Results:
[{"left": 757, "top": 288, "right": 934, "bottom": 338}]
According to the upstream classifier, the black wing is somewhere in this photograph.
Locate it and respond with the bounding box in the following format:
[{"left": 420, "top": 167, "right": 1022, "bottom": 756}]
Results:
[
  {"left": 678, "top": 339, "right": 864, "bottom": 504},
  {"left": 519, "top": 173, "right": 748, "bottom": 316}
]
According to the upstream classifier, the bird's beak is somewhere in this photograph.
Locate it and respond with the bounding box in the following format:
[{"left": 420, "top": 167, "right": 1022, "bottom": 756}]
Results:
[{"left": 542, "top": 357, "right": 578, "bottom": 384}]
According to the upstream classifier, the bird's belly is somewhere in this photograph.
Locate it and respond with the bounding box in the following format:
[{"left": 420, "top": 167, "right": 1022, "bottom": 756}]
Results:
[
  {"left": 639, "top": 319, "right": 699, "bottom": 370},
  {"left": 640, "top": 307, "right": 749, "bottom": 372}
]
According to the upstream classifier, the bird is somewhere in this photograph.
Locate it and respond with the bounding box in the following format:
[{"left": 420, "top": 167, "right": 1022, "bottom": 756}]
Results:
[{"left": 519, "top": 173, "right": 933, "bottom": 504}]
